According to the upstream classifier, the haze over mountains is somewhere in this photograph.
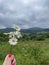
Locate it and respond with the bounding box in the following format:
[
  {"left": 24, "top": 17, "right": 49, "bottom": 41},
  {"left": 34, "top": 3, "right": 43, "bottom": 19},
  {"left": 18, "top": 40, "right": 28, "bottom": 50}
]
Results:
[{"left": 0, "top": 27, "right": 49, "bottom": 33}]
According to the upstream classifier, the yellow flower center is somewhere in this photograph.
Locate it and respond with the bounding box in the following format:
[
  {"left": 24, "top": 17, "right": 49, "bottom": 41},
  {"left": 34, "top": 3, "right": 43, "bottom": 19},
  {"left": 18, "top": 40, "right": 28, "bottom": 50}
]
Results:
[
  {"left": 15, "top": 27, "right": 19, "bottom": 29},
  {"left": 12, "top": 40, "right": 16, "bottom": 42}
]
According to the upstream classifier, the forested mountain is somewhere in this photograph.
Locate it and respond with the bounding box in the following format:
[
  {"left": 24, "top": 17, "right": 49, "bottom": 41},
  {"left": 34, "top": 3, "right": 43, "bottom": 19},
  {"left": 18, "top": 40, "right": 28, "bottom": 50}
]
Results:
[{"left": 0, "top": 27, "right": 49, "bottom": 33}]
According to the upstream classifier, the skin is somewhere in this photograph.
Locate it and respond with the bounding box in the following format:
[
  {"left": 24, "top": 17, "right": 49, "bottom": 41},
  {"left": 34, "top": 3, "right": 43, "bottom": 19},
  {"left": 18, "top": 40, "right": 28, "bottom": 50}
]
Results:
[{"left": 3, "top": 54, "right": 16, "bottom": 65}]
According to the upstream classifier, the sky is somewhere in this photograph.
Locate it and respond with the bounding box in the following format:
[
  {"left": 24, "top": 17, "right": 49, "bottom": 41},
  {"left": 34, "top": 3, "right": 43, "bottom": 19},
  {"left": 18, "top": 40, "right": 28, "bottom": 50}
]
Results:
[{"left": 0, "top": 0, "right": 49, "bottom": 29}]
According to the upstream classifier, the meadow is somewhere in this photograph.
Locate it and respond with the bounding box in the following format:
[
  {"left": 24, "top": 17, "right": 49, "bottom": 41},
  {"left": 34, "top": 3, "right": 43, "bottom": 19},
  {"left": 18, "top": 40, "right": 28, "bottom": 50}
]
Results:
[{"left": 0, "top": 38, "right": 49, "bottom": 65}]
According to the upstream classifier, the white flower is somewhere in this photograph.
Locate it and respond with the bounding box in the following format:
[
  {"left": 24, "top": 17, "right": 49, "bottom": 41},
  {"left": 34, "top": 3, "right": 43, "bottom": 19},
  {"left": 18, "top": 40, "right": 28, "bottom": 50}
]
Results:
[
  {"left": 13, "top": 25, "right": 20, "bottom": 31},
  {"left": 8, "top": 38, "right": 18, "bottom": 45},
  {"left": 14, "top": 31, "right": 22, "bottom": 38},
  {"left": 14, "top": 31, "right": 19, "bottom": 35},
  {"left": 4, "top": 32, "right": 10, "bottom": 35},
  {"left": 17, "top": 33, "right": 22, "bottom": 38},
  {"left": 9, "top": 31, "right": 22, "bottom": 38},
  {"left": 4, "top": 25, "right": 22, "bottom": 46},
  {"left": 9, "top": 32, "right": 14, "bottom": 38},
  {"left": 15, "top": 31, "right": 20, "bottom": 35},
  {"left": 10, "top": 32, "right": 13, "bottom": 35}
]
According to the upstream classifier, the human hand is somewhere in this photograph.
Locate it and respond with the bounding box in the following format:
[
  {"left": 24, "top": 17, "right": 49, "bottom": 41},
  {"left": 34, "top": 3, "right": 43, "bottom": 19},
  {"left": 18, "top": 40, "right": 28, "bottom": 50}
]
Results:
[{"left": 3, "top": 54, "right": 16, "bottom": 65}]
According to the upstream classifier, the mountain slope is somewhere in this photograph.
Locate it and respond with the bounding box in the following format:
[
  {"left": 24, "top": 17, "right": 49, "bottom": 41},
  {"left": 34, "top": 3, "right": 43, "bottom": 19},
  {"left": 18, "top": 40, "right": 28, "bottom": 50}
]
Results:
[
  {"left": 0, "top": 27, "right": 49, "bottom": 33},
  {"left": 0, "top": 28, "right": 14, "bottom": 32},
  {"left": 21, "top": 27, "right": 43, "bottom": 33}
]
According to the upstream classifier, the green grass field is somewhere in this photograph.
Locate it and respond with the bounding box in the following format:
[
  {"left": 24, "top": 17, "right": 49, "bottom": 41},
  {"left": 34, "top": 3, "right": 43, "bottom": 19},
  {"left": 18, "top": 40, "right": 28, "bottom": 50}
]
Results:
[{"left": 0, "top": 39, "right": 49, "bottom": 65}]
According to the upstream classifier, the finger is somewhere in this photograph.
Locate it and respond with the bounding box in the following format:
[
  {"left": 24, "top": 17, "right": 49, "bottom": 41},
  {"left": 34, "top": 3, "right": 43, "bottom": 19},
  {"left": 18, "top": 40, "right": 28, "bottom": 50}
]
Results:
[
  {"left": 4, "top": 54, "right": 16, "bottom": 65},
  {"left": 12, "top": 58, "right": 16, "bottom": 65},
  {"left": 4, "top": 54, "right": 11, "bottom": 61},
  {"left": 10, "top": 55, "right": 14, "bottom": 61},
  {"left": 3, "top": 54, "right": 12, "bottom": 65},
  {"left": 8, "top": 54, "right": 16, "bottom": 64},
  {"left": 8, "top": 54, "right": 14, "bottom": 61},
  {"left": 8, "top": 54, "right": 12, "bottom": 58},
  {"left": 5, "top": 54, "right": 14, "bottom": 62}
]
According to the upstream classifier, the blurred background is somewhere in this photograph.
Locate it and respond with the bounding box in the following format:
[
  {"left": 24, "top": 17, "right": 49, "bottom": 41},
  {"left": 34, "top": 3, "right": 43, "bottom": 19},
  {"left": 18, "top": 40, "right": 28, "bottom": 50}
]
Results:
[{"left": 0, "top": 0, "right": 49, "bottom": 65}]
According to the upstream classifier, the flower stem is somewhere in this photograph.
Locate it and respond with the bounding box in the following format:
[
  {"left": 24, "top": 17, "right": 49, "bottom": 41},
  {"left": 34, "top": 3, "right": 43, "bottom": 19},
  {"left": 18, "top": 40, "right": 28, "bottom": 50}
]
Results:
[{"left": 10, "top": 45, "right": 12, "bottom": 54}]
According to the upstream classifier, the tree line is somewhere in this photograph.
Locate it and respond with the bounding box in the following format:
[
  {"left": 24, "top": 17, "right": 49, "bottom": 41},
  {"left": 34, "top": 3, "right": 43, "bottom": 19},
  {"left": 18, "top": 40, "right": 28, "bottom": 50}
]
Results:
[{"left": 0, "top": 32, "right": 49, "bottom": 41}]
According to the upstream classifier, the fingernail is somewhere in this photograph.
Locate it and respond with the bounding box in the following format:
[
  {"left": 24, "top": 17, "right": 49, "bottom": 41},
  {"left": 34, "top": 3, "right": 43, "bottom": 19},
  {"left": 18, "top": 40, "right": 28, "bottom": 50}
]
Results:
[
  {"left": 12, "top": 63, "right": 15, "bottom": 65},
  {"left": 8, "top": 54, "right": 12, "bottom": 58},
  {"left": 12, "top": 58, "right": 14, "bottom": 62}
]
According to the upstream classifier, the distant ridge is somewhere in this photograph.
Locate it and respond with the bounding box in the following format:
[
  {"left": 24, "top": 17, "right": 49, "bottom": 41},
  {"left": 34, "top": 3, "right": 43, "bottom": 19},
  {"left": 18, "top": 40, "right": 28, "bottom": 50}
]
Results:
[
  {"left": 0, "top": 27, "right": 49, "bottom": 33},
  {"left": 0, "top": 28, "right": 14, "bottom": 33},
  {"left": 21, "top": 27, "right": 43, "bottom": 33}
]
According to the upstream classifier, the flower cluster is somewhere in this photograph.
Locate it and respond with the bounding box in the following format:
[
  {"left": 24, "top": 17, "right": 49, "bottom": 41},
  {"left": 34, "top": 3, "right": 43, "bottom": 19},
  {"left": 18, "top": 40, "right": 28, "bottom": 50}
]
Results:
[{"left": 4, "top": 25, "right": 22, "bottom": 45}]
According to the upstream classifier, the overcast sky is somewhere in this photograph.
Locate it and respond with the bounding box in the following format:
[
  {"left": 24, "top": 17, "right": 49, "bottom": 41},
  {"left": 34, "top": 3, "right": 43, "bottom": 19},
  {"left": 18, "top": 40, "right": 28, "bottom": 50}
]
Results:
[{"left": 0, "top": 0, "right": 49, "bottom": 29}]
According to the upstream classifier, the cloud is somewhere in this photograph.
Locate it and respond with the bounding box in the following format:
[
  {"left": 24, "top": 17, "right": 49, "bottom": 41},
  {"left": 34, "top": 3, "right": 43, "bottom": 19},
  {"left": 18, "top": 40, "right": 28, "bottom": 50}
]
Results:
[
  {"left": 0, "top": 0, "right": 49, "bottom": 29},
  {"left": 21, "top": 24, "right": 30, "bottom": 29}
]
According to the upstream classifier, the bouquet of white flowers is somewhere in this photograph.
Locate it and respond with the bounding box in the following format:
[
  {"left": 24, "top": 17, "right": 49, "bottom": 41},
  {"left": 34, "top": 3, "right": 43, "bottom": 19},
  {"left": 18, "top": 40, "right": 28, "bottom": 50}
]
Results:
[{"left": 4, "top": 25, "right": 22, "bottom": 54}]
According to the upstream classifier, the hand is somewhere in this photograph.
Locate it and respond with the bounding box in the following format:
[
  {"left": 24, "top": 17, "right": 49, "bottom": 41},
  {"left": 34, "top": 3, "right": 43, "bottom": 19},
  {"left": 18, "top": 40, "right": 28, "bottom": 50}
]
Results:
[{"left": 3, "top": 54, "right": 16, "bottom": 65}]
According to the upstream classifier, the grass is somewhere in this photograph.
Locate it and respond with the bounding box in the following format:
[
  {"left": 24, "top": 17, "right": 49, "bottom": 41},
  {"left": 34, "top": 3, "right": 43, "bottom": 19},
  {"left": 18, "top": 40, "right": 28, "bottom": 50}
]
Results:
[{"left": 0, "top": 39, "right": 49, "bottom": 65}]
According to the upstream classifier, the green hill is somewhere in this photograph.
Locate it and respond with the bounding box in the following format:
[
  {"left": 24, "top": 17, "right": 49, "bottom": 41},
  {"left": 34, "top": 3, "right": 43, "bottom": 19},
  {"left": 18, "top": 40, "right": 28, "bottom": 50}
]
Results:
[{"left": 0, "top": 27, "right": 49, "bottom": 34}]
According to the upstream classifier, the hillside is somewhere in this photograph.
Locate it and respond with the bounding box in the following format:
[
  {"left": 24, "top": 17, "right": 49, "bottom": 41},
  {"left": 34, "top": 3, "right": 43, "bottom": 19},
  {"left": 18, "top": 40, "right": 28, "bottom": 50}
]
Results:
[
  {"left": 0, "top": 28, "right": 14, "bottom": 33},
  {"left": 0, "top": 27, "right": 49, "bottom": 33}
]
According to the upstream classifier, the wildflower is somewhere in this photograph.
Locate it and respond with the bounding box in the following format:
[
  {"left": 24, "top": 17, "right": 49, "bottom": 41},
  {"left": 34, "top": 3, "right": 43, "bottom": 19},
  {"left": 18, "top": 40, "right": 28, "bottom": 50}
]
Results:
[
  {"left": 17, "top": 33, "right": 22, "bottom": 38},
  {"left": 14, "top": 31, "right": 22, "bottom": 38},
  {"left": 4, "top": 25, "right": 22, "bottom": 54},
  {"left": 13, "top": 25, "right": 20, "bottom": 31},
  {"left": 9, "top": 38, "right": 18, "bottom": 45},
  {"left": 9, "top": 32, "right": 14, "bottom": 38},
  {"left": 4, "top": 32, "right": 10, "bottom": 35}
]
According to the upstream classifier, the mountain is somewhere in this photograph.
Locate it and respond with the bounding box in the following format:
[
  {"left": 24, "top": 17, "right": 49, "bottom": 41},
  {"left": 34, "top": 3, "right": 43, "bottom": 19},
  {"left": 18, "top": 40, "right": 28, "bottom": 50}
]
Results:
[
  {"left": 21, "top": 27, "right": 43, "bottom": 33},
  {"left": 0, "top": 28, "right": 14, "bottom": 33},
  {"left": 0, "top": 27, "right": 49, "bottom": 33}
]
